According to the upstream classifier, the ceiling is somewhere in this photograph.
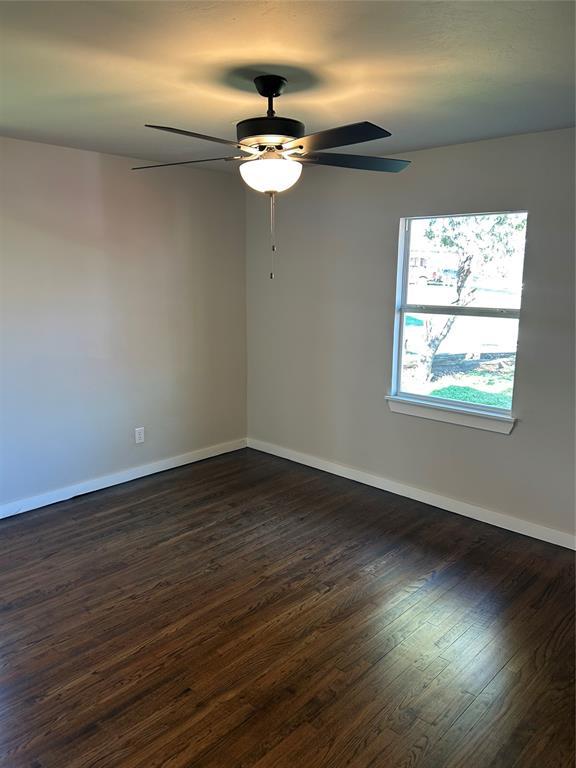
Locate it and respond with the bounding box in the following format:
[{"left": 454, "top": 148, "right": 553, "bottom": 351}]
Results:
[{"left": 0, "top": 1, "right": 574, "bottom": 165}]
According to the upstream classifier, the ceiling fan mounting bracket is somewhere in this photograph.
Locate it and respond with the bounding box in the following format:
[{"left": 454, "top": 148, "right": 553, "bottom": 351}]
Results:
[{"left": 253, "top": 74, "right": 287, "bottom": 99}]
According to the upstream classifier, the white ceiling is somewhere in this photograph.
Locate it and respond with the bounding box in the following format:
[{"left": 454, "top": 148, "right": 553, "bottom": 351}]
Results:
[{"left": 0, "top": 1, "right": 574, "bottom": 165}]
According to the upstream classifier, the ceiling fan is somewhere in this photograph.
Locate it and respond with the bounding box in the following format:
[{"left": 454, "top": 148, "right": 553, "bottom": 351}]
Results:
[
  {"left": 133, "top": 74, "right": 410, "bottom": 192},
  {"left": 134, "top": 75, "right": 410, "bottom": 277}
]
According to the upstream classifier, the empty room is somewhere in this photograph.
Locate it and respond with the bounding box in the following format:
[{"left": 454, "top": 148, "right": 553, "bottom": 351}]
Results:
[{"left": 0, "top": 1, "right": 574, "bottom": 766}]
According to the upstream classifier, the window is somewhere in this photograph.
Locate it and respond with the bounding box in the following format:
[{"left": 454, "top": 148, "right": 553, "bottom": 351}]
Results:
[{"left": 389, "top": 212, "right": 528, "bottom": 430}]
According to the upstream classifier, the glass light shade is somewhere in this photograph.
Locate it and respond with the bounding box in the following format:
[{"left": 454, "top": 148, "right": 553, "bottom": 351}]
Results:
[{"left": 239, "top": 158, "right": 302, "bottom": 193}]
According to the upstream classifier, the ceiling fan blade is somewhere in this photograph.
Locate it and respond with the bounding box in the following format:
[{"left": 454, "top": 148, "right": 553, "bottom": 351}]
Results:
[
  {"left": 145, "top": 124, "right": 247, "bottom": 149},
  {"left": 283, "top": 122, "right": 391, "bottom": 154},
  {"left": 297, "top": 153, "right": 410, "bottom": 173},
  {"left": 132, "top": 156, "right": 242, "bottom": 170}
]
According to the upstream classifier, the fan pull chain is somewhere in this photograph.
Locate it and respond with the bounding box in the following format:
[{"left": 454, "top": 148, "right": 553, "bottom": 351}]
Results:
[{"left": 268, "top": 191, "right": 277, "bottom": 279}]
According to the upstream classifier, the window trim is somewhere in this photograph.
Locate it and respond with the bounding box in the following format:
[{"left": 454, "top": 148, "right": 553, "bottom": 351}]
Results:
[
  {"left": 389, "top": 211, "right": 527, "bottom": 431},
  {"left": 385, "top": 395, "right": 516, "bottom": 434}
]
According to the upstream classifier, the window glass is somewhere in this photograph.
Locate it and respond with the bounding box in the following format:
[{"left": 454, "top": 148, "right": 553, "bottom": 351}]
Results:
[
  {"left": 405, "top": 213, "right": 527, "bottom": 309},
  {"left": 399, "top": 314, "right": 520, "bottom": 411}
]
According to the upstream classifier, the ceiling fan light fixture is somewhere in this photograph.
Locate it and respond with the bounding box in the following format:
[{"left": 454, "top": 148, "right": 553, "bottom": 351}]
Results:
[{"left": 239, "top": 157, "right": 302, "bottom": 193}]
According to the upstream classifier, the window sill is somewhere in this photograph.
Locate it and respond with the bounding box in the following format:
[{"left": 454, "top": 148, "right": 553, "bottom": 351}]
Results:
[{"left": 386, "top": 395, "right": 516, "bottom": 434}]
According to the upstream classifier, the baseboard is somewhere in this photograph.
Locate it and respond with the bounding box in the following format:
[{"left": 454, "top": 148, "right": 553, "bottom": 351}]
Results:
[
  {"left": 0, "top": 438, "right": 247, "bottom": 521},
  {"left": 246, "top": 438, "right": 575, "bottom": 550},
  {"left": 3, "top": 435, "right": 573, "bottom": 550}
]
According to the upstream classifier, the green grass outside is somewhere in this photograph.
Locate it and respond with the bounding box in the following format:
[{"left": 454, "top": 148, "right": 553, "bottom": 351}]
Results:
[{"left": 430, "top": 385, "right": 512, "bottom": 409}]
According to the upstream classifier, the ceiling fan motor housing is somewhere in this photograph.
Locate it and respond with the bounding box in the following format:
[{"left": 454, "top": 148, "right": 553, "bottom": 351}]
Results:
[{"left": 236, "top": 116, "right": 305, "bottom": 147}]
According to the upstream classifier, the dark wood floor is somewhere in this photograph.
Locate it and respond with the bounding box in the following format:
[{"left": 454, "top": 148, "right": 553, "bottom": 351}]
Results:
[{"left": 1, "top": 449, "right": 574, "bottom": 768}]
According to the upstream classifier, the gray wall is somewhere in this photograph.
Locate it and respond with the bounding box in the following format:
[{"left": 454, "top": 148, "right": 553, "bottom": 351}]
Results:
[
  {"left": 1, "top": 130, "right": 573, "bottom": 539},
  {"left": 247, "top": 129, "right": 575, "bottom": 536},
  {"left": 0, "top": 137, "right": 246, "bottom": 504}
]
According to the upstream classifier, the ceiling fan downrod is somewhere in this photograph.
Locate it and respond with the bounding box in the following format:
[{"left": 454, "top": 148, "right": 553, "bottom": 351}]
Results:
[{"left": 254, "top": 74, "right": 287, "bottom": 119}]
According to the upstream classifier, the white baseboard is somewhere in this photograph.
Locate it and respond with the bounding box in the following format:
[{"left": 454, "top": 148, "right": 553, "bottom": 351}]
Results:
[
  {"left": 246, "top": 438, "right": 575, "bottom": 550},
  {"left": 3, "top": 436, "right": 573, "bottom": 551},
  {"left": 0, "top": 438, "right": 247, "bottom": 521}
]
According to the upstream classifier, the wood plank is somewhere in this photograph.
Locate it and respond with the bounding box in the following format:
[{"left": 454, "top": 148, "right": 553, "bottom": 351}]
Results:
[{"left": 0, "top": 448, "right": 572, "bottom": 767}]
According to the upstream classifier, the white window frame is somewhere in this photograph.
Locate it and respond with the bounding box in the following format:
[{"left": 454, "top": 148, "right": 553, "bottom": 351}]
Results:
[{"left": 387, "top": 211, "right": 527, "bottom": 434}]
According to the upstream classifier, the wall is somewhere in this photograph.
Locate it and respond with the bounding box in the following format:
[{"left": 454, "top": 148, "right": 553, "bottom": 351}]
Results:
[
  {"left": 0, "top": 137, "right": 246, "bottom": 507},
  {"left": 246, "top": 129, "right": 575, "bottom": 540},
  {"left": 1, "top": 130, "right": 573, "bottom": 544}
]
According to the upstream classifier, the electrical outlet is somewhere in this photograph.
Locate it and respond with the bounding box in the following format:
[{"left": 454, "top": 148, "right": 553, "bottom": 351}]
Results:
[{"left": 134, "top": 427, "right": 145, "bottom": 444}]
